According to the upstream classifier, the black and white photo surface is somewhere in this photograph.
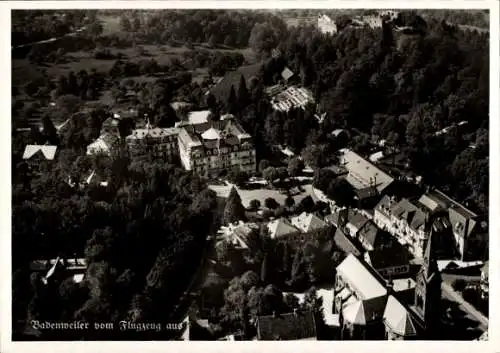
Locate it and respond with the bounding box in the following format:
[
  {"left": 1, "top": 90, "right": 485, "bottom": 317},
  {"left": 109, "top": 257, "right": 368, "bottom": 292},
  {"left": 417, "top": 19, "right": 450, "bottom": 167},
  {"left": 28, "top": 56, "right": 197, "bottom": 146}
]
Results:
[{"left": 5, "top": 1, "right": 498, "bottom": 349}]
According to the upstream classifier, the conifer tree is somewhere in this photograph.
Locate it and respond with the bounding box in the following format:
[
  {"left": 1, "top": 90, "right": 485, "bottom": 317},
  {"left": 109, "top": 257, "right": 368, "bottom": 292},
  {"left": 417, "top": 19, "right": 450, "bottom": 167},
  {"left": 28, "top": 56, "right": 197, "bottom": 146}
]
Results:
[
  {"left": 227, "top": 85, "right": 237, "bottom": 114},
  {"left": 223, "top": 187, "right": 246, "bottom": 225},
  {"left": 260, "top": 254, "right": 269, "bottom": 283},
  {"left": 237, "top": 75, "right": 249, "bottom": 109}
]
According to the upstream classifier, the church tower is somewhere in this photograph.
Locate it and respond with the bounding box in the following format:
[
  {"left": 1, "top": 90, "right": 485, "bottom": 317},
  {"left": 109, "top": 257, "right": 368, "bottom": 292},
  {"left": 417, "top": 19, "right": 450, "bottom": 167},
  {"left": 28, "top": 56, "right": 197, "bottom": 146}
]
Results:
[{"left": 414, "top": 217, "right": 442, "bottom": 333}]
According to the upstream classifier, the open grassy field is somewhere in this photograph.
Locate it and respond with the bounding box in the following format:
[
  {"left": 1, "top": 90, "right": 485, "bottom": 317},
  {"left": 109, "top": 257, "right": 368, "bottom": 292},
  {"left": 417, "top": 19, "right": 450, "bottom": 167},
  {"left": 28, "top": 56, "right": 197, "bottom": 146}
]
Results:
[
  {"left": 13, "top": 42, "right": 255, "bottom": 83},
  {"left": 12, "top": 13, "right": 258, "bottom": 129}
]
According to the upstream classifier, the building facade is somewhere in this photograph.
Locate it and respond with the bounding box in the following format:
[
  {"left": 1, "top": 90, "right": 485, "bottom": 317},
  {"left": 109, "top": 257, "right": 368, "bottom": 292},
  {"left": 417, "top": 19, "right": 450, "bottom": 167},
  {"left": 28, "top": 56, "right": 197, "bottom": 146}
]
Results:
[
  {"left": 418, "top": 189, "right": 486, "bottom": 261},
  {"left": 328, "top": 208, "right": 411, "bottom": 279},
  {"left": 334, "top": 254, "right": 418, "bottom": 340},
  {"left": 177, "top": 115, "right": 256, "bottom": 177},
  {"left": 337, "top": 149, "right": 395, "bottom": 208},
  {"left": 256, "top": 310, "right": 317, "bottom": 340},
  {"left": 22, "top": 144, "right": 58, "bottom": 175},
  {"left": 125, "top": 122, "right": 180, "bottom": 161},
  {"left": 410, "top": 222, "right": 442, "bottom": 334},
  {"left": 480, "top": 261, "right": 489, "bottom": 299},
  {"left": 374, "top": 196, "right": 431, "bottom": 258}
]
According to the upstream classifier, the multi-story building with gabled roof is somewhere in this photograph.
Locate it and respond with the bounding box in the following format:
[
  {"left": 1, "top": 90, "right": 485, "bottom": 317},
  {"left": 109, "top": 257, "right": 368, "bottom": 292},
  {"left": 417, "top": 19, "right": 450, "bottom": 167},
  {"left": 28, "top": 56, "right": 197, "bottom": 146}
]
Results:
[
  {"left": 177, "top": 114, "right": 256, "bottom": 177},
  {"left": 125, "top": 120, "right": 179, "bottom": 161}
]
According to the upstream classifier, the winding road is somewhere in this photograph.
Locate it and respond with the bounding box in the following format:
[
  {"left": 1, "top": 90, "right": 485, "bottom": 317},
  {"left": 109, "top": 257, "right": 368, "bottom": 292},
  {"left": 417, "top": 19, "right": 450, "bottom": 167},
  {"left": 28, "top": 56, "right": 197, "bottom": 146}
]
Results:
[
  {"left": 441, "top": 282, "right": 489, "bottom": 331},
  {"left": 12, "top": 27, "right": 86, "bottom": 50}
]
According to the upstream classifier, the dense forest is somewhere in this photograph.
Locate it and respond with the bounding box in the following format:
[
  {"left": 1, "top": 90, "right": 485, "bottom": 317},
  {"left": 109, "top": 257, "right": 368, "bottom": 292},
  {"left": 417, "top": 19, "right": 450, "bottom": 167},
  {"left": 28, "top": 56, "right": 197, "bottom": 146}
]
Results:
[
  {"left": 12, "top": 136, "right": 220, "bottom": 339},
  {"left": 12, "top": 10, "right": 98, "bottom": 47},
  {"left": 116, "top": 10, "right": 288, "bottom": 49},
  {"left": 231, "top": 13, "right": 489, "bottom": 213}
]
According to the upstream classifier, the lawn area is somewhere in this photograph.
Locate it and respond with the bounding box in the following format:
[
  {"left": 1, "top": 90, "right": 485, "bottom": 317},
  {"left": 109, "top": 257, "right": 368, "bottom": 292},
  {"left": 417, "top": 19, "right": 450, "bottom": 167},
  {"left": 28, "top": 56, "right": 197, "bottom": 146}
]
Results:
[
  {"left": 208, "top": 181, "right": 319, "bottom": 208},
  {"left": 12, "top": 59, "right": 43, "bottom": 87},
  {"left": 13, "top": 43, "right": 251, "bottom": 86}
]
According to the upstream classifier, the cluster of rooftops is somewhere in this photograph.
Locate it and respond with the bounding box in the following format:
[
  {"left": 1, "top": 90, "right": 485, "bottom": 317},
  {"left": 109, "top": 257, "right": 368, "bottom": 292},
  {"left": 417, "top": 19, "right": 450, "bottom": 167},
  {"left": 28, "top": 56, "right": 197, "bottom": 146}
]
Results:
[{"left": 177, "top": 115, "right": 252, "bottom": 151}]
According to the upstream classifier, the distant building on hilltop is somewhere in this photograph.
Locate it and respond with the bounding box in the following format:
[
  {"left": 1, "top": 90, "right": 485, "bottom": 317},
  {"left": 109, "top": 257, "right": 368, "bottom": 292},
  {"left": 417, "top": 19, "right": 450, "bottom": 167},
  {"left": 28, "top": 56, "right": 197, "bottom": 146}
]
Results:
[
  {"left": 317, "top": 14, "right": 338, "bottom": 34},
  {"left": 177, "top": 114, "right": 256, "bottom": 176},
  {"left": 378, "top": 10, "right": 399, "bottom": 21}
]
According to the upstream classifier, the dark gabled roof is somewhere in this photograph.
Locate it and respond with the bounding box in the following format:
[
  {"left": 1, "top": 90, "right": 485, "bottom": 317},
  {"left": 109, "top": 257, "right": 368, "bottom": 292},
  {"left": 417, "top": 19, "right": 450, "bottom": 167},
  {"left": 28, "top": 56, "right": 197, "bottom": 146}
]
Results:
[
  {"left": 367, "top": 240, "right": 410, "bottom": 270},
  {"left": 358, "top": 221, "right": 382, "bottom": 248},
  {"left": 257, "top": 310, "right": 317, "bottom": 340},
  {"left": 390, "top": 198, "right": 428, "bottom": 232},
  {"left": 209, "top": 63, "right": 263, "bottom": 101},
  {"left": 267, "top": 218, "right": 301, "bottom": 239},
  {"left": 375, "top": 195, "right": 394, "bottom": 217},
  {"left": 349, "top": 210, "right": 370, "bottom": 230},
  {"left": 355, "top": 186, "right": 379, "bottom": 200},
  {"left": 334, "top": 228, "right": 363, "bottom": 257},
  {"left": 326, "top": 164, "right": 349, "bottom": 176},
  {"left": 324, "top": 212, "right": 342, "bottom": 227}
]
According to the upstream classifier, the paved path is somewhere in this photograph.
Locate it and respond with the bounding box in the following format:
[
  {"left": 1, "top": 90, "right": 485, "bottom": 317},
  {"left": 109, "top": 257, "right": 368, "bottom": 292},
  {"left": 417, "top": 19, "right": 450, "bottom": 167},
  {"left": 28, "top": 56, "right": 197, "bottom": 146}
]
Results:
[
  {"left": 169, "top": 234, "right": 214, "bottom": 322},
  {"left": 441, "top": 282, "right": 488, "bottom": 330},
  {"left": 442, "top": 273, "right": 481, "bottom": 283},
  {"left": 12, "top": 27, "right": 86, "bottom": 49},
  {"left": 457, "top": 24, "right": 489, "bottom": 34}
]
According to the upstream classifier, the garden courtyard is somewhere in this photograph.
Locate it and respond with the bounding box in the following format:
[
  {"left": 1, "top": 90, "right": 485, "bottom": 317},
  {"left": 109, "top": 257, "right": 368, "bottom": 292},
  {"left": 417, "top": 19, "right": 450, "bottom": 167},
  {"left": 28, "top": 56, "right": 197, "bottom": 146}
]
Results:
[{"left": 208, "top": 178, "right": 318, "bottom": 209}]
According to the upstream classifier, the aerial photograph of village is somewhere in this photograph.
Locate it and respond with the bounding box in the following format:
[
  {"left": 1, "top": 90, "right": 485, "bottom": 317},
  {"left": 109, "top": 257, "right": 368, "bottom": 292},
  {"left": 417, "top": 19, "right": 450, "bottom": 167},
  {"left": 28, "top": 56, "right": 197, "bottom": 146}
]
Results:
[{"left": 10, "top": 7, "right": 491, "bottom": 342}]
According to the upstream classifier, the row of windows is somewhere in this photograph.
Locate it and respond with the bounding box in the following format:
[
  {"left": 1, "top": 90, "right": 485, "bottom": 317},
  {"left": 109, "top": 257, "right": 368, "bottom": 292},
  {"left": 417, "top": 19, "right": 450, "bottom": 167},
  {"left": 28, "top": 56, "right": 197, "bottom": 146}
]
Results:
[
  {"left": 190, "top": 148, "right": 256, "bottom": 158},
  {"left": 379, "top": 265, "right": 410, "bottom": 277}
]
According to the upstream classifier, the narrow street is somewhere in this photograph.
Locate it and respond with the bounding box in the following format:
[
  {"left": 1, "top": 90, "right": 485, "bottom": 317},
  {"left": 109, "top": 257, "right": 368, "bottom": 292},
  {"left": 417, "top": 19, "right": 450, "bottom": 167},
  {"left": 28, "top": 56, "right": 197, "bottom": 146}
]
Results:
[
  {"left": 168, "top": 234, "right": 214, "bottom": 323},
  {"left": 441, "top": 282, "right": 488, "bottom": 331}
]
